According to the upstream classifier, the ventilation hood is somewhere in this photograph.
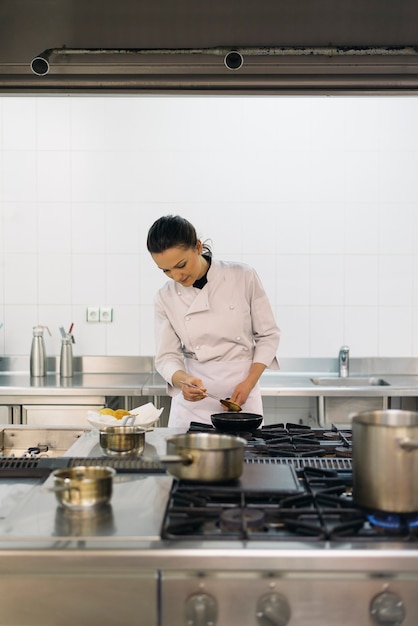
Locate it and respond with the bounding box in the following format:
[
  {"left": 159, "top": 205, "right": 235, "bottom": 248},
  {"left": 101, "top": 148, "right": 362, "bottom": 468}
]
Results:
[{"left": 2, "top": 0, "right": 418, "bottom": 94}]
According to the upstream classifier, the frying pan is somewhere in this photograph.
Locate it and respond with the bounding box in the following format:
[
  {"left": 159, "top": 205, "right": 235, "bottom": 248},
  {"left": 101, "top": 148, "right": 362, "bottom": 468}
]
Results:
[{"left": 211, "top": 412, "right": 263, "bottom": 432}]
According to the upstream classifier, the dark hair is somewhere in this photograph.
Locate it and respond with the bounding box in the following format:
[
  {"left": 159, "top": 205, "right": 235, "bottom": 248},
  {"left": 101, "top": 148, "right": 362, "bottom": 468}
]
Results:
[{"left": 147, "top": 215, "right": 211, "bottom": 255}]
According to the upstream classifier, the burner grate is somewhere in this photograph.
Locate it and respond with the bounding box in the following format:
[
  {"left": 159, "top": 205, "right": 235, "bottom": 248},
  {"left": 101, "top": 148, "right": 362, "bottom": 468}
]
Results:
[
  {"left": 0, "top": 457, "right": 50, "bottom": 478},
  {"left": 188, "top": 421, "right": 352, "bottom": 460},
  {"left": 0, "top": 456, "right": 167, "bottom": 477},
  {"left": 244, "top": 456, "right": 352, "bottom": 471}
]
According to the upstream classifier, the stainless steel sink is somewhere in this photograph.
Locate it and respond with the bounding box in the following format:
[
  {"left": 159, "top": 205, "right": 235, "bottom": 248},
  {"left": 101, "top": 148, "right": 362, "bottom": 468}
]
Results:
[
  {"left": 310, "top": 376, "right": 390, "bottom": 387},
  {"left": 0, "top": 427, "right": 86, "bottom": 458}
]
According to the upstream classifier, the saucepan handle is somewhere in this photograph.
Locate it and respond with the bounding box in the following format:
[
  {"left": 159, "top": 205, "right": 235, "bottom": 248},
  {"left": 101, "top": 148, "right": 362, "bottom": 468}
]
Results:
[
  {"left": 157, "top": 454, "right": 194, "bottom": 466},
  {"left": 44, "top": 484, "right": 81, "bottom": 494},
  {"left": 397, "top": 437, "right": 418, "bottom": 451}
]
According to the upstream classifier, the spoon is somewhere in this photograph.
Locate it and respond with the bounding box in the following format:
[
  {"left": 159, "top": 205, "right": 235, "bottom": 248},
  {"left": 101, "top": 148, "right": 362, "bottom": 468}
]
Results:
[{"left": 180, "top": 381, "right": 242, "bottom": 412}]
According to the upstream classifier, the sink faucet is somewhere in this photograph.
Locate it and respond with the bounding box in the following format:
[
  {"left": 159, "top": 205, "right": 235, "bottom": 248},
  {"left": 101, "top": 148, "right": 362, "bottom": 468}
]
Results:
[{"left": 338, "top": 345, "right": 350, "bottom": 378}]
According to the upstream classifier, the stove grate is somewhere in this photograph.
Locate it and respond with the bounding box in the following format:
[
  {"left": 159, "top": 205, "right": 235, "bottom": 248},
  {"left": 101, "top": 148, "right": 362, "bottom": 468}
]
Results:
[
  {"left": 244, "top": 456, "right": 352, "bottom": 471},
  {"left": 0, "top": 455, "right": 167, "bottom": 477}
]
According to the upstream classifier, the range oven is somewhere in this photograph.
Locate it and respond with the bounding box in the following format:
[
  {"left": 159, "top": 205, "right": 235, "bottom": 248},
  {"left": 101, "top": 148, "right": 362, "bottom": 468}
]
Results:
[
  {"left": 0, "top": 423, "right": 418, "bottom": 626},
  {"left": 158, "top": 421, "right": 418, "bottom": 626}
]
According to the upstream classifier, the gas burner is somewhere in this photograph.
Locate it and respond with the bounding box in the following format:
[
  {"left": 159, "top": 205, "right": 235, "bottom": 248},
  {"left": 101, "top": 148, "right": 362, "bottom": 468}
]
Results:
[
  {"left": 367, "top": 512, "right": 418, "bottom": 535},
  {"left": 335, "top": 447, "right": 352, "bottom": 458},
  {"left": 187, "top": 422, "right": 353, "bottom": 459},
  {"left": 322, "top": 432, "right": 341, "bottom": 440},
  {"left": 161, "top": 463, "right": 418, "bottom": 543},
  {"left": 219, "top": 507, "right": 266, "bottom": 532}
]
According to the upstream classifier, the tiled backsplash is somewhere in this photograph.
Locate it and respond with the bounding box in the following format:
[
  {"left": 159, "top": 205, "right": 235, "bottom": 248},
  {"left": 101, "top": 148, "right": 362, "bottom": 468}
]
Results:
[{"left": 1, "top": 95, "right": 418, "bottom": 361}]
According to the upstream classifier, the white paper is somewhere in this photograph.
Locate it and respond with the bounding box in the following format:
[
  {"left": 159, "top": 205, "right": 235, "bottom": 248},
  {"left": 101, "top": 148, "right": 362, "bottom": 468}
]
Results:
[{"left": 87, "top": 402, "right": 164, "bottom": 430}]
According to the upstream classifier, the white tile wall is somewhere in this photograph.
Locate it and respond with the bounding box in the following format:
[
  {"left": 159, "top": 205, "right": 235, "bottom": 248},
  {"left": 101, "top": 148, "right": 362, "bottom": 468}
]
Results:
[{"left": 1, "top": 95, "right": 418, "bottom": 361}]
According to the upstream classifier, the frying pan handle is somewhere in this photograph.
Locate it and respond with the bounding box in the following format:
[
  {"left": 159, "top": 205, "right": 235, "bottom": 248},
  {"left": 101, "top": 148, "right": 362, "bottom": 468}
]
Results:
[{"left": 397, "top": 437, "right": 418, "bottom": 451}]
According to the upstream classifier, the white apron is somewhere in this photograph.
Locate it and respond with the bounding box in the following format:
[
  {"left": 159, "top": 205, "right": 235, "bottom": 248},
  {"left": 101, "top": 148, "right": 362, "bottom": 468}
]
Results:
[{"left": 168, "top": 359, "right": 263, "bottom": 429}]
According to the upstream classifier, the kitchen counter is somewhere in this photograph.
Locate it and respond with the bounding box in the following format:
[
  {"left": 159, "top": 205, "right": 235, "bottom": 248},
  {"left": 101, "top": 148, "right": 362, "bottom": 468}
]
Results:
[
  {"left": 0, "top": 371, "right": 149, "bottom": 400},
  {"left": 1, "top": 356, "right": 418, "bottom": 399}
]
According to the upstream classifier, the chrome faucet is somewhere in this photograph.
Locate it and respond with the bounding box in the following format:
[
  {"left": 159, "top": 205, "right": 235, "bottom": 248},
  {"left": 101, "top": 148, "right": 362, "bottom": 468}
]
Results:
[{"left": 338, "top": 345, "right": 350, "bottom": 378}]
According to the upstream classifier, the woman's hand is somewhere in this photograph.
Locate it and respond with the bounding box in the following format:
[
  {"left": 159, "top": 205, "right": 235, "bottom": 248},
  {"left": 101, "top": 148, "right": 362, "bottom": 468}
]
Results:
[
  {"left": 172, "top": 372, "right": 207, "bottom": 402},
  {"left": 230, "top": 380, "right": 252, "bottom": 408},
  {"left": 229, "top": 362, "right": 267, "bottom": 408},
  {"left": 181, "top": 379, "right": 207, "bottom": 402}
]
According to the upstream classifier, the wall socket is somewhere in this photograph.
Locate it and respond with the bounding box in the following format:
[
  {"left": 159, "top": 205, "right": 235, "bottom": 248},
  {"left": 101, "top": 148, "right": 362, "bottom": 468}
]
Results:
[
  {"left": 100, "top": 307, "right": 113, "bottom": 323},
  {"left": 86, "top": 307, "right": 113, "bottom": 323},
  {"left": 86, "top": 307, "right": 100, "bottom": 322}
]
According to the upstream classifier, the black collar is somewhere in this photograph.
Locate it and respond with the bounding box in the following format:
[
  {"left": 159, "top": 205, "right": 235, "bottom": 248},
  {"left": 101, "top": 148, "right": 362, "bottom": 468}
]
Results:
[{"left": 193, "top": 254, "right": 212, "bottom": 289}]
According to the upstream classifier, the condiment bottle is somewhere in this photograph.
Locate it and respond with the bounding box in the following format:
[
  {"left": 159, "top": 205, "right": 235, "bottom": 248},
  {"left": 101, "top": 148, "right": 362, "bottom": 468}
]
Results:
[
  {"left": 60, "top": 335, "right": 73, "bottom": 378},
  {"left": 30, "top": 325, "right": 51, "bottom": 377}
]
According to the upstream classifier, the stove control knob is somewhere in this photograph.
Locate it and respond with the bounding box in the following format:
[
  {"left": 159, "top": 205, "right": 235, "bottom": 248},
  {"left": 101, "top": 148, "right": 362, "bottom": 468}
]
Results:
[
  {"left": 370, "top": 591, "right": 405, "bottom": 625},
  {"left": 185, "top": 592, "right": 218, "bottom": 626},
  {"left": 256, "top": 592, "right": 291, "bottom": 626}
]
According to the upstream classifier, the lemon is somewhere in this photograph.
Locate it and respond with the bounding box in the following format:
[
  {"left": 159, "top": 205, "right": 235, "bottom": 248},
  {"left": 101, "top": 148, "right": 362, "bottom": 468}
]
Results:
[
  {"left": 114, "top": 409, "right": 131, "bottom": 420},
  {"left": 100, "top": 408, "right": 115, "bottom": 416}
]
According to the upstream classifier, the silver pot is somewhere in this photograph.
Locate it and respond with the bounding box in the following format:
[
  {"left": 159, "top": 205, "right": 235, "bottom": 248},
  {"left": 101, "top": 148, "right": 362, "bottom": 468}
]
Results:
[
  {"left": 352, "top": 410, "right": 418, "bottom": 513},
  {"left": 99, "top": 425, "right": 146, "bottom": 457},
  {"left": 163, "top": 433, "right": 246, "bottom": 482},
  {"left": 51, "top": 466, "right": 116, "bottom": 510}
]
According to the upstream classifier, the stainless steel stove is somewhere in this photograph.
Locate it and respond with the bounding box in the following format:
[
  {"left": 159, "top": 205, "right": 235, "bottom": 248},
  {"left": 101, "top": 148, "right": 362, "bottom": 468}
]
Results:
[
  {"left": 157, "top": 422, "right": 418, "bottom": 626},
  {"left": 0, "top": 425, "right": 417, "bottom": 626}
]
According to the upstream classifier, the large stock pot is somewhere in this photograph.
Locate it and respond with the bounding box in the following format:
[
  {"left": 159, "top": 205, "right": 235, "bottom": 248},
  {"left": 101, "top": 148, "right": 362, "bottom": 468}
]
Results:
[{"left": 352, "top": 409, "right": 418, "bottom": 513}]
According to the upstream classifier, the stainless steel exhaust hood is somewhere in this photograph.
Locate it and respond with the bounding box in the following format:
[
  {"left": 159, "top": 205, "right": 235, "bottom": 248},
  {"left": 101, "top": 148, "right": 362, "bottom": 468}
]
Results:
[
  {"left": 2, "top": 0, "right": 418, "bottom": 95},
  {"left": 19, "top": 45, "right": 418, "bottom": 95}
]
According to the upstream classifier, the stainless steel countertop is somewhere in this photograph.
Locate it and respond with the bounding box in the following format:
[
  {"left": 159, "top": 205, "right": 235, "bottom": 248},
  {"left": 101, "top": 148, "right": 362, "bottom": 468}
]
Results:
[
  {"left": 1, "top": 356, "right": 418, "bottom": 399},
  {"left": 0, "top": 372, "right": 149, "bottom": 399}
]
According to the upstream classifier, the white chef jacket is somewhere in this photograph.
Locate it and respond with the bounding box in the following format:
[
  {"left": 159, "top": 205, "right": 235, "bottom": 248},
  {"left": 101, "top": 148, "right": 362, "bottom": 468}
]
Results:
[{"left": 153, "top": 258, "right": 280, "bottom": 428}]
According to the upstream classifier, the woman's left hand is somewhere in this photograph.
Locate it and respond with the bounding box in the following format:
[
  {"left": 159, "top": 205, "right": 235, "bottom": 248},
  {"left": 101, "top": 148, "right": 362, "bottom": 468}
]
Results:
[{"left": 230, "top": 381, "right": 252, "bottom": 408}]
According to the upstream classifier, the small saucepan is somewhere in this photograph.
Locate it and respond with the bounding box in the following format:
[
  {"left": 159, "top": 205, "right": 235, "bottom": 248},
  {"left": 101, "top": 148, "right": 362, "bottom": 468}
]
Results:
[
  {"left": 162, "top": 432, "right": 246, "bottom": 482},
  {"left": 50, "top": 466, "right": 116, "bottom": 510},
  {"left": 99, "top": 425, "right": 147, "bottom": 457},
  {"left": 211, "top": 412, "right": 263, "bottom": 432}
]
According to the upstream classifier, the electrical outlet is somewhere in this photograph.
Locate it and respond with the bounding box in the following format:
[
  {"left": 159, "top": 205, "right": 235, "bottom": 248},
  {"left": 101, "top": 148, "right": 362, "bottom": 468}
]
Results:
[
  {"left": 86, "top": 307, "right": 100, "bottom": 322},
  {"left": 100, "top": 307, "right": 113, "bottom": 323}
]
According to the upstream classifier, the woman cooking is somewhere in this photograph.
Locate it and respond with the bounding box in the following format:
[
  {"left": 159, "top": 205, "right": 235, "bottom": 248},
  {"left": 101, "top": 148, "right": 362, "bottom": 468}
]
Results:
[{"left": 146, "top": 215, "right": 280, "bottom": 428}]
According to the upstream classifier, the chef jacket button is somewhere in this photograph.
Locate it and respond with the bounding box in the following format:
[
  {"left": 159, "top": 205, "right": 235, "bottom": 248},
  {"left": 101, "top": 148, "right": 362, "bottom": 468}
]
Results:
[
  {"left": 195, "top": 346, "right": 200, "bottom": 350},
  {"left": 236, "top": 336, "right": 241, "bottom": 341},
  {"left": 229, "top": 305, "right": 235, "bottom": 310},
  {"left": 185, "top": 316, "right": 191, "bottom": 321}
]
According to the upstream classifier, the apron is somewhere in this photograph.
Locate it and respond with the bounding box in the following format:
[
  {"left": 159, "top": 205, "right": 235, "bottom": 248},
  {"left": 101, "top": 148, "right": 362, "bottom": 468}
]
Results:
[{"left": 168, "top": 359, "right": 263, "bottom": 429}]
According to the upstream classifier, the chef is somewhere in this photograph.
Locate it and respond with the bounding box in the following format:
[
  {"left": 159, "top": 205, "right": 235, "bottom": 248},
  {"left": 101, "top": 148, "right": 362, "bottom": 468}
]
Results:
[{"left": 146, "top": 215, "right": 280, "bottom": 428}]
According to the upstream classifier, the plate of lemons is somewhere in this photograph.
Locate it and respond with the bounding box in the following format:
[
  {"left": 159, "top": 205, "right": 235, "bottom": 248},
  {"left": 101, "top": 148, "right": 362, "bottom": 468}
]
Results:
[{"left": 87, "top": 402, "right": 164, "bottom": 430}]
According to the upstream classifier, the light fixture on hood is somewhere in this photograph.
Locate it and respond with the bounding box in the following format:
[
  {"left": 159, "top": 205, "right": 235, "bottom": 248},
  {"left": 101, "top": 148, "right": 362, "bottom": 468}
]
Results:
[
  {"left": 30, "top": 50, "right": 52, "bottom": 76},
  {"left": 224, "top": 50, "right": 244, "bottom": 70}
]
